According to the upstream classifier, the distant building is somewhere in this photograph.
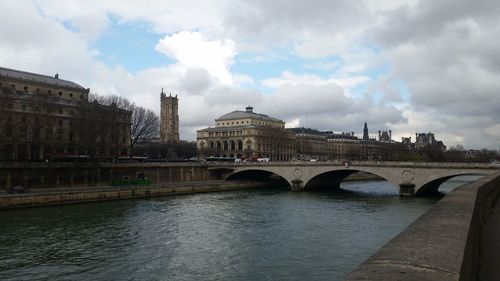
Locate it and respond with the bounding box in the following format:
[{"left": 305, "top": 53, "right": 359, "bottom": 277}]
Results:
[
  {"left": 0, "top": 67, "right": 131, "bottom": 160},
  {"left": 363, "top": 122, "right": 369, "bottom": 140},
  {"left": 326, "top": 124, "right": 407, "bottom": 161},
  {"left": 415, "top": 132, "right": 446, "bottom": 151},
  {"left": 326, "top": 132, "right": 362, "bottom": 160},
  {"left": 197, "top": 106, "right": 295, "bottom": 161},
  {"left": 378, "top": 130, "right": 392, "bottom": 142},
  {"left": 401, "top": 137, "right": 414, "bottom": 149},
  {"left": 160, "top": 90, "right": 179, "bottom": 143},
  {"left": 287, "top": 127, "right": 327, "bottom": 160}
]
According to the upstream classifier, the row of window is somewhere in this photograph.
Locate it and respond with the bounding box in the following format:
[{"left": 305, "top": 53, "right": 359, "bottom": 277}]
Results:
[
  {"left": 208, "top": 130, "right": 243, "bottom": 137},
  {"left": 3, "top": 103, "right": 77, "bottom": 116},
  {"left": 4, "top": 83, "right": 85, "bottom": 99}
]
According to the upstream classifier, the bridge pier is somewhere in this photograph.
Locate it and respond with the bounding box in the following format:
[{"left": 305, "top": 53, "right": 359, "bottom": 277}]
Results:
[
  {"left": 291, "top": 179, "right": 304, "bottom": 191},
  {"left": 399, "top": 183, "right": 416, "bottom": 197}
]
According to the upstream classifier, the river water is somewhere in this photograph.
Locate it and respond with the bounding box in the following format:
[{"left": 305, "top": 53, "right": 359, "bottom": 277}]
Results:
[{"left": 0, "top": 177, "right": 479, "bottom": 281}]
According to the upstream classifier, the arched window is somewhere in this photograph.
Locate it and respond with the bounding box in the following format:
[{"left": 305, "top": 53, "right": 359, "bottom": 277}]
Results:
[
  {"left": 209, "top": 141, "right": 214, "bottom": 148},
  {"left": 223, "top": 140, "right": 229, "bottom": 151},
  {"left": 230, "top": 140, "right": 236, "bottom": 150},
  {"left": 216, "top": 141, "right": 222, "bottom": 149}
]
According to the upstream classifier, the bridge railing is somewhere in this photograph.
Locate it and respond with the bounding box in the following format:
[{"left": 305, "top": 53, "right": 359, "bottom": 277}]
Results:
[{"left": 205, "top": 160, "right": 500, "bottom": 169}]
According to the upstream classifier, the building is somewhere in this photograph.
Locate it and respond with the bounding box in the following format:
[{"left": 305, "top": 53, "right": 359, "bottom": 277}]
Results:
[
  {"left": 0, "top": 66, "right": 131, "bottom": 160},
  {"left": 287, "top": 127, "right": 327, "bottom": 160},
  {"left": 378, "top": 130, "right": 392, "bottom": 142},
  {"left": 326, "top": 132, "right": 362, "bottom": 160},
  {"left": 197, "top": 106, "right": 295, "bottom": 161},
  {"left": 159, "top": 90, "right": 179, "bottom": 143},
  {"left": 326, "top": 124, "right": 408, "bottom": 161}
]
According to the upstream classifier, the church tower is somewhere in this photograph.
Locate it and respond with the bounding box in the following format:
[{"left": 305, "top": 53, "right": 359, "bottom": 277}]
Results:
[
  {"left": 160, "top": 89, "right": 179, "bottom": 143},
  {"left": 363, "top": 122, "right": 369, "bottom": 140}
]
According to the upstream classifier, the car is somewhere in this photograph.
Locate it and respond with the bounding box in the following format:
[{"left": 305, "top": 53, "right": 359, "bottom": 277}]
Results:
[{"left": 7, "top": 185, "right": 25, "bottom": 194}]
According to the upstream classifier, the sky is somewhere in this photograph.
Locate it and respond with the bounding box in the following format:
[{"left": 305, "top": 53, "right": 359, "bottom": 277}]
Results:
[{"left": 0, "top": 0, "right": 499, "bottom": 149}]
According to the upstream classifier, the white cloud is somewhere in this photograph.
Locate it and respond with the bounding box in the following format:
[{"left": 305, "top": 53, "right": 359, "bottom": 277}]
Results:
[
  {"left": 155, "top": 31, "right": 236, "bottom": 84},
  {"left": 261, "top": 71, "right": 370, "bottom": 91},
  {"left": 2, "top": 0, "right": 499, "bottom": 148}
]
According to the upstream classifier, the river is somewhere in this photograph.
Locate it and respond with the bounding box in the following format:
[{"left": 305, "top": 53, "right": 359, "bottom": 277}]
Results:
[{"left": 0, "top": 176, "right": 479, "bottom": 281}]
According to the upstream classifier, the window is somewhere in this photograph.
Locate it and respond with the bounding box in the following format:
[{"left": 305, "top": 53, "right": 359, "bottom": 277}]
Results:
[
  {"left": 6, "top": 127, "right": 12, "bottom": 137},
  {"left": 70, "top": 110, "right": 74, "bottom": 116},
  {"left": 22, "top": 105, "right": 26, "bottom": 111},
  {"left": 59, "top": 109, "right": 63, "bottom": 114},
  {"left": 69, "top": 93, "right": 73, "bottom": 97},
  {"left": 59, "top": 92, "right": 62, "bottom": 96},
  {"left": 80, "top": 94, "right": 83, "bottom": 99},
  {"left": 24, "top": 86, "right": 28, "bottom": 93},
  {"left": 48, "top": 90, "right": 52, "bottom": 94},
  {"left": 21, "top": 117, "right": 26, "bottom": 123},
  {"left": 58, "top": 119, "right": 63, "bottom": 126}
]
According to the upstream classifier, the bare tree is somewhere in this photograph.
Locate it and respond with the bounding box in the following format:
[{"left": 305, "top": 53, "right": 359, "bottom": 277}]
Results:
[
  {"left": 130, "top": 106, "right": 159, "bottom": 151},
  {"left": 89, "top": 93, "right": 161, "bottom": 156}
]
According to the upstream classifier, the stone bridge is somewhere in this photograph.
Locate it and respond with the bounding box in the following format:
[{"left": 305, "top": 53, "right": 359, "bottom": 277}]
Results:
[{"left": 208, "top": 161, "right": 500, "bottom": 196}]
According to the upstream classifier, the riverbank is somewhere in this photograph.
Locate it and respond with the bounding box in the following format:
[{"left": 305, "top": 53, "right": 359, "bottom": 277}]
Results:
[
  {"left": 345, "top": 172, "right": 500, "bottom": 281},
  {"left": 0, "top": 180, "right": 273, "bottom": 210}
]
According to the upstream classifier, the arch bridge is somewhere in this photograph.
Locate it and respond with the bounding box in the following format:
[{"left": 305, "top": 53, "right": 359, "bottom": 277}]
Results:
[{"left": 208, "top": 161, "right": 500, "bottom": 196}]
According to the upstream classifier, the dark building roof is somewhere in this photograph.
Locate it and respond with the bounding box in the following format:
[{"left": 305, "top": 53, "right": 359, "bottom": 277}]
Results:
[
  {"left": 327, "top": 133, "right": 359, "bottom": 140},
  {"left": 216, "top": 106, "right": 283, "bottom": 123},
  {"left": 0, "top": 66, "right": 85, "bottom": 90},
  {"left": 287, "top": 127, "right": 325, "bottom": 136}
]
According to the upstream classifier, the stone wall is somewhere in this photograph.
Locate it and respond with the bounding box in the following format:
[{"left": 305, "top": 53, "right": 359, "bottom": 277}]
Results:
[
  {"left": 345, "top": 171, "right": 500, "bottom": 281},
  {"left": 0, "top": 162, "right": 214, "bottom": 190},
  {"left": 0, "top": 180, "right": 270, "bottom": 210}
]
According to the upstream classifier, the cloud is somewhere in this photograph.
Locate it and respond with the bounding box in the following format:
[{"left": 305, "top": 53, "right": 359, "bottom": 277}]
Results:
[
  {"left": 2, "top": 0, "right": 499, "bottom": 148},
  {"left": 155, "top": 31, "right": 237, "bottom": 84},
  {"left": 261, "top": 71, "right": 370, "bottom": 91},
  {"left": 372, "top": 0, "right": 500, "bottom": 148}
]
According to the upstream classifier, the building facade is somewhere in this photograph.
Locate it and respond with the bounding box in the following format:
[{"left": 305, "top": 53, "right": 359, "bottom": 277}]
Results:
[
  {"left": 0, "top": 67, "right": 131, "bottom": 161},
  {"left": 287, "top": 127, "right": 327, "bottom": 160},
  {"left": 197, "top": 106, "right": 295, "bottom": 161},
  {"left": 159, "top": 90, "right": 179, "bottom": 143}
]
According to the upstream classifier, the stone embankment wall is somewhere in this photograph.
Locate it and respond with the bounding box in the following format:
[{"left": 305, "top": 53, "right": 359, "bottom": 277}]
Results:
[
  {"left": 0, "top": 162, "right": 215, "bottom": 190},
  {"left": 0, "top": 181, "right": 271, "bottom": 210},
  {"left": 345, "top": 172, "right": 500, "bottom": 281}
]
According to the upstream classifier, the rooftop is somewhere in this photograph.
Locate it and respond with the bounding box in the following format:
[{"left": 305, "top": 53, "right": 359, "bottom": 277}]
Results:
[
  {"left": 216, "top": 106, "right": 283, "bottom": 123},
  {"left": 0, "top": 66, "right": 85, "bottom": 90}
]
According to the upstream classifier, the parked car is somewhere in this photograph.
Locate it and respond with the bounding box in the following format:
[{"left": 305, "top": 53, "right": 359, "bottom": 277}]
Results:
[{"left": 7, "top": 185, "right": 25, "bottom": 194}]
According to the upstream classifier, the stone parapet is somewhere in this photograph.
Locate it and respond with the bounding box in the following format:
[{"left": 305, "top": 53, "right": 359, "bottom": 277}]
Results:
[
  {"left": 344, "top": 171, "right": 500, "bottom": 281},
  {"left": 0, "top": 180, "right": 269, "bottom": 210}
]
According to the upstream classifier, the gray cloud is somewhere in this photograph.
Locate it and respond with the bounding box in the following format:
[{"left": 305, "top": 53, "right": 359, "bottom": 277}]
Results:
[{"left": 2, "top": 0, "right": 499, "bottom": 148}]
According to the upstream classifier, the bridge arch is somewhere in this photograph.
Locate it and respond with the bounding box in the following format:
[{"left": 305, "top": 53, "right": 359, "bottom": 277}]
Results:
[
  {"left": 302, "top": 168, "right": 400, "bottom": 192},
  {"left": 415, "top": 173, "right": 486, "bottom": 196},
  {"left": 227, "top": 169, "right": 292, "bottom": 188}
]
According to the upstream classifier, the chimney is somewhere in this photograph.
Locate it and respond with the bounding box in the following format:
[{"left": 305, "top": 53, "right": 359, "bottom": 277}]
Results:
[
  {"left": 389, "top": 130, "right": 392, "bottom": 139},
  {"left": 245, "top": 106, "right": 253, "bottom": 113},
  {"left": 54, "top": 73, "right": 59, "bottom": 79}
]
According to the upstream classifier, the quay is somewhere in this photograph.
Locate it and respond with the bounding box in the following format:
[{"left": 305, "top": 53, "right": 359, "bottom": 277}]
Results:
[
  {"left": 345, "top": 172, "right": 500, "bottom": 280},
  {"left": 0, "top": 180, "right": 270, "bottom": 210}
]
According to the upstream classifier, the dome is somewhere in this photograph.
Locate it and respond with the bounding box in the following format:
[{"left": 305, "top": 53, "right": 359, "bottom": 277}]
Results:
[{"left": 216, "top": 107, "right": 283, "bottom": 123}]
